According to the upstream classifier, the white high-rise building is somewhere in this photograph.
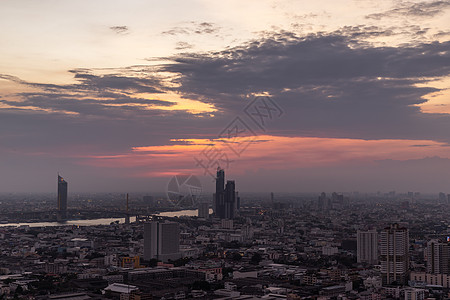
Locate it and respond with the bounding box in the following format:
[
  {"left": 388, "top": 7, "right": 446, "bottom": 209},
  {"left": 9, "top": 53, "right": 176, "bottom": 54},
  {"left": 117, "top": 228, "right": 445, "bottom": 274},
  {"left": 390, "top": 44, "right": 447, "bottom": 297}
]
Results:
[
  {"left": 380, "top": 223, "right": 409, "bottom": 285},
  {"left": 426, "top": 239, "right": 449, "bottom": 274},
  {"left": 144, "top": 221, "right": 181, "bottom": 262},
  {"left": 357, "top": 229, "right": 378, "bottom": 265}
]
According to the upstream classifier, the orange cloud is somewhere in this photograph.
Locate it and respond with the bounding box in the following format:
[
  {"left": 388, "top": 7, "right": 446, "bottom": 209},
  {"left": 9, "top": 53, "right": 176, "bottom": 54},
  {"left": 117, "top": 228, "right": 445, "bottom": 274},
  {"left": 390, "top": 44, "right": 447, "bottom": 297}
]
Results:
[{"left": 78, "top": 135, "right": 450, "bottom": 178}]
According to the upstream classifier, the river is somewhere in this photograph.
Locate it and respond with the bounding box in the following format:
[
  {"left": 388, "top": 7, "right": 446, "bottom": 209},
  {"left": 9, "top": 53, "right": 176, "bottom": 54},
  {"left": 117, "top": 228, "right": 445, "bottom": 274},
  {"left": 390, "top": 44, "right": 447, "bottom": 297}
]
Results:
[{"left": 0, "top": 209, "right": 211, "bottom": 227}]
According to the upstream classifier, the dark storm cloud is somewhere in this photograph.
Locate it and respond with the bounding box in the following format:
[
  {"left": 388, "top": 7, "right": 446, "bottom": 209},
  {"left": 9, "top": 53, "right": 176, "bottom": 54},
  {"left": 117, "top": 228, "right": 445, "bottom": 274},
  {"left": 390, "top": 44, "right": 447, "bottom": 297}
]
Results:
[
  {"left": 1, "top": 70, "right": 164, "bottom": 95},
  {"left": 0, "top": 94, "right": 175, "bottom": 118},
  {"left": 161, "top": 21, "right": 220, "bottom": 36},
  {"left": 163, "top": 33, "right": 450, "bottom": 93},
  {"left": 366, "top": 0, "right": 450, "bottom": 20},
  {"left": 69, "top": 70, "right": 164, "bottom": 94},
  {"left": 2, "top": 26, "right": 450, "bottom": 192},
  {"left": 2, "top": 28, "right": 450, "bottom": 151},
  {"left": 0, "top": 68, "right": 181, "bottom": 119},
  {"left": 157, "top": 31, "right": 450, "bottom": 142}
]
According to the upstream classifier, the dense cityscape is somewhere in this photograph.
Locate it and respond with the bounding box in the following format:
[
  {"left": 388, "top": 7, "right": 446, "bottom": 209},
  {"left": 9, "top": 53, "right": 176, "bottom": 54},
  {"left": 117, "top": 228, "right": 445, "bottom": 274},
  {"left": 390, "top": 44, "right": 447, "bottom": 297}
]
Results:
[
  {"left": 2, "top": 0, "right": 450, "bottom": 300},
  {"left": 1, "top": 169, "right": 450, "bottom": 299}
]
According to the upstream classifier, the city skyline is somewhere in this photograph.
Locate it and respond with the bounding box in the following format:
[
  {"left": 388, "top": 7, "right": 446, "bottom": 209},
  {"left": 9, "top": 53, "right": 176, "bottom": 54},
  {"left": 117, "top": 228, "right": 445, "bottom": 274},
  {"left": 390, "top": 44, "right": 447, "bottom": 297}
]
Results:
[{"left": 1, "top": 1, "right": 450, "bottom": 193}]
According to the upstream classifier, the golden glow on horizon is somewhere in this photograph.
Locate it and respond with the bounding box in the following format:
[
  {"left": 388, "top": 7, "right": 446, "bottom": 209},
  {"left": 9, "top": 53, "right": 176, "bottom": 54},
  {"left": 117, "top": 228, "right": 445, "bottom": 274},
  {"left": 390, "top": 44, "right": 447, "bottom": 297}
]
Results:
[
  {"left": 79, "top": 135, "right": 450, "bottom": 177},
  {"left": 132, "top": 92, "right": 217, "bottom": 114},
  {"left": 416, "top": 77, "right": 450, "bottom": 114},
  {"left": 0, "top": 102, "right": 79, "bottom": 115}
]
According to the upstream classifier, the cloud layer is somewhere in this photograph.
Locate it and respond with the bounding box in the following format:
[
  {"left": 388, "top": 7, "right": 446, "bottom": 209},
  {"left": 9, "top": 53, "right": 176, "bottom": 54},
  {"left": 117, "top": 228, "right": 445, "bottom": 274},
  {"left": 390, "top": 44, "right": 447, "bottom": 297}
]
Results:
[{"left": 1, "top": 22, "right": 450, "bottom": 192}]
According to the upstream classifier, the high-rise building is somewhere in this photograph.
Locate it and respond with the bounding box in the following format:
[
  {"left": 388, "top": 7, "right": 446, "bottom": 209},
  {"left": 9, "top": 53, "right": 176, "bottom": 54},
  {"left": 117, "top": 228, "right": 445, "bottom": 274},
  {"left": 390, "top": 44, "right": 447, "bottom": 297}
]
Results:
[
  {"left": 236, "top": 191, "right": 240, "bottom": 210},
  {"left": 198, "top": 202, "right": 209, "bottom": 219},
  {"left": 144, "top": 221, "right": 180, "bottom": 262},
  {"left": 224, "top": 180, "right": 236, "bottom": 219},
  {"left": 439, "top": 192, "right": 446, "bottom": 204},
  {"left": 57, "top": 174, "right": 68, "bottom": 221},
  {"left": 357, "top": 229, "right": 378, "bottom": 265},
  {"left": 214, "top": 168, "right": 225, "bottom": 218},
  {"left": 426, "top": 239, "right": 449, "bottom": 274},
  {"left": 214, "top": 168, "right": 237, "bottom": 219},
  {"left": 380, "top": 223, "right": 409, "bottom": 285}
]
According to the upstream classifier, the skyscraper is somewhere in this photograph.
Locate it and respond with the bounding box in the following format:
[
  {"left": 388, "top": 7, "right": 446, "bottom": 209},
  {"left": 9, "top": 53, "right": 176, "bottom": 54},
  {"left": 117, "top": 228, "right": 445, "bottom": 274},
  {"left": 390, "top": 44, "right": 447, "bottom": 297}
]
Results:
[
  {"left": 214, "top": 168, "right": 225, "bottom": 218},
  {"left": 426, "top": 239, "right": 450, "bottom": 274},
  {"left": 318, "top": 192, "right": 326, "bottom": 210},
  {"left": 144, "top": 221, "right": 180, "bottom": 261},
  {"left": 380, "top": 223, "right": 409, "bottom": 285},
  {"left": 224, "top": 180, "right": 236, "bottom": 219},
  {"left": 57, "top": 174, "right": 68, "bottom": 221},
  {"left": 357, "top": 229, "right": 378, "bottom": 265},
  {"left": 214, "top": 168, "right": 237, "bottom": 219}
]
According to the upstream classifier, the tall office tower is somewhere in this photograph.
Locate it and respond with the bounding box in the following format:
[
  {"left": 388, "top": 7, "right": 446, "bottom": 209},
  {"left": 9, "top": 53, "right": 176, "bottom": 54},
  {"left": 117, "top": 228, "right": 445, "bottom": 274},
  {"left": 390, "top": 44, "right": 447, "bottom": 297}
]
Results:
[
  {"left": 357, "top": 229, "right": 379, "bottom": 265},
  {"left": 143, "top": 221, "right": 180, "bottom": 261},
  {"left": 426, "top": 239, "right": 449, "bottom": 274},
  {"left": 439, "top": 192, "right": 446, "bottom": 203},
  {"left": 318, "top": 192, "right": 327, "bottom": 210},
  {"left": 380, "top": 223, "right": 410, "bottom": 285},
  {"left": 57, "top": 174, "right": 68, "bottom": 221},
  {"left": 198, "top": 202, "right": 210, "bottom": 219},
  {"left": 236, "top": 192, "right": 240, "bottom": 210},
  {"left": 214, "top": 168, "right": 225, "bottom": 218},
  {"left": 214, "top": 168, "right": 238, "bottom": 219},
  {"left": 224, "top": 180, "right": 236, "bottom": 219}
]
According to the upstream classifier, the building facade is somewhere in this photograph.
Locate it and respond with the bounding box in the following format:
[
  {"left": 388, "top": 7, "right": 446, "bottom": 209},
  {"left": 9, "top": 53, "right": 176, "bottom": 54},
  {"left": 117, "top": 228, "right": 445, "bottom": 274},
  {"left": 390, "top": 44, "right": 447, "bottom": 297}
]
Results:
[
  {"left": 144, "top": 221, "right": 180, "bottom": 262},
  {"left": 426, "top": 239, "right": 449, "bottom": 274},
  {"left": 357, "top": 229, "right": 379, "bottom": 265},
  {"left": 380, "top": 223, "right": 409, "bottom": 285}
]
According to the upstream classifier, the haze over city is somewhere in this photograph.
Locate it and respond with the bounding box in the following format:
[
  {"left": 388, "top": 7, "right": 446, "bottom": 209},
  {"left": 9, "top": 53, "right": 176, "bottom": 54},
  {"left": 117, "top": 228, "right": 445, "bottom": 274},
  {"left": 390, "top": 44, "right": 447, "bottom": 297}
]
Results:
[{"left": 1, "top": 0, "right": 450, "bottom": 193}]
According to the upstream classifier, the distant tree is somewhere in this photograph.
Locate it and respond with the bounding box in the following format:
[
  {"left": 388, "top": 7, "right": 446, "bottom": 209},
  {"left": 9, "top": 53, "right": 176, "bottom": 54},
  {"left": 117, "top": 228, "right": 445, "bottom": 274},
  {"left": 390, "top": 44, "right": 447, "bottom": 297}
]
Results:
[
  {"left": 170, "top": 257, "right": 191, "bottom": 267},
  {"left": 232, "top": 253, "right": 242, "bottom": 261},
  {"left": 85, "top": 252, "right": 104, "bottom": 260},
  {"left": 251, "top": 253, "right": 262, "bottom": 265},
  {"left": 222, "top": 267, "right": 233, "bottom": 278},
  {"left": 192, "top": 280, "right": 211, "bottom": 291},
  {"left": 139, "top": 258, "right": 159, "bottom": 267},
  {"left": 14, "top": 285, "right": 23, "bottom": 295}
]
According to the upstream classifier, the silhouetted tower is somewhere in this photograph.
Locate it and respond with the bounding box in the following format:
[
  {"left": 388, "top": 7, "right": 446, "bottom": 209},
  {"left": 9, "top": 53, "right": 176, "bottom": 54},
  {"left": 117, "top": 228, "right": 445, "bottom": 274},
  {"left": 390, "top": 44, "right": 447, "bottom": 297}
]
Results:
[
  {"left": 318, "top": 192, "right": 326, "bottom": 210},
  {"left": 215, "top": 168, "right": 225, "bottom": 218},
  {"left": 57, "top": 174, "right": 68, "bottom": 221},
  {"left": 214, "top": 168, "right": 237, "bottom": 219},
  {"left": 224, "top": 180, "right": 236, "bottom": 219},
  {"left": 125, "top": 193, "right": 130, "bottom": 224}
]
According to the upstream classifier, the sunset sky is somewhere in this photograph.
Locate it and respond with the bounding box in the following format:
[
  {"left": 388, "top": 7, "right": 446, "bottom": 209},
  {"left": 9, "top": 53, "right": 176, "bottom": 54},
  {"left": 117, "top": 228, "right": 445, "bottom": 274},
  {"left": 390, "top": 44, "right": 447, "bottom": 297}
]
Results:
[{"left": 1, "top": 0, "right": 450, "bottom": 193}]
